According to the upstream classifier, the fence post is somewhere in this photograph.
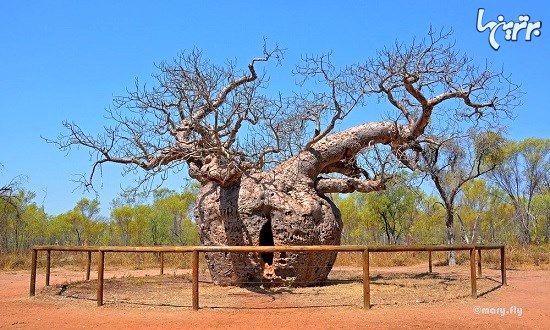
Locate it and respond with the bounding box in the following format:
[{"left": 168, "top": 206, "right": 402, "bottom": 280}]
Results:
[
  {"left": 428, "top": 251, "right": 432, "bottom": 273},
  {"left": 160, "top": 252, "right": 164, "bottom": 275},
  {"left": 362, "top": 249, "right": 370, "bottom": 309},
  {"left": 192, "top": 250, "right": 199, "bottom": 310},
  {"left": 470, "top": 248, "right": 477, "bottom": 298},
  {"left": 500, "top": 246, "right": 507, "bottom": 285},
  {"left": 86, "top": 251, "right": 92, "bottom": 281},
  {"left": 97, "top": 251, "right": 105, "bottom": 306},
  {"left": 45, "top": 250, "right": 51, "bottom": 286},
  {"left": 30, "top": 249, "right": 37, "bottom": 296},
  {"left": 477, "top": 248, "right": 482, "bottom": 278}
]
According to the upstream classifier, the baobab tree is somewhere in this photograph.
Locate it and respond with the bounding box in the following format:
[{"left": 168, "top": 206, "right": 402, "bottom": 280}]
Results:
[{"left": 53, "top": 30, "right": 517, "bottom": 285}]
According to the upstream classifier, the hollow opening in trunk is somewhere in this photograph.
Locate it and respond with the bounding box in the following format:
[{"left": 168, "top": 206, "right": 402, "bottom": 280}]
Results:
[{"left": 259, "top": 219, "right": 274, "bottom": 265}]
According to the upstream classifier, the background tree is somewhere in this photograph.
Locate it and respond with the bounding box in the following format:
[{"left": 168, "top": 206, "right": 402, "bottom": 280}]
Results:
[
  {"left": 455, "top": 179, "right": 506, "bottom": 244},
  {"left": 409, "top": 131, "right": 505, "bottom": 264},
  {"left": 76, "top": 198, "right": 100, "bottom": 221},
  {"left": 364, "top": 173, "right": 422, "bottom": 244},
  {"left": 0, "top": 164, "right": 19, "bottom": 251},
  {"left": 111, "top": 205, "right": 134, "bottom": 245},
  {"left": 152, "top": 189, "right": 196, "bottom": 245},
  {"left": 0, "top": 164, "right": 18, "bottom": 206},
  {"left": 110, "top": 187, "right": 198, "bottom": 246},
  {"left": 336, "top": 193, "right": 379, "bottom": 244},
  {"left": 490, "top": 138, "right": 550, "bottom": 244},
  {"left": 531, "top": 192, "right": 550, "bottom": 243},
  {"left": 0, "top": 189, "right": 48, "bottom": 252}
]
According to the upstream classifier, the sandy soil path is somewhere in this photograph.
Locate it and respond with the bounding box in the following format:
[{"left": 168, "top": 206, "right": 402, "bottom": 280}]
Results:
[{"left": 1, "top": 265, "right": 548, "bottom": 329}]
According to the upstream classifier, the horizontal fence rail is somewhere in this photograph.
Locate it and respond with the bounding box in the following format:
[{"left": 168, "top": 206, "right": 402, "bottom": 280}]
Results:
[{"left": 29, "top": 244, "right": 507, "bottom": 309}]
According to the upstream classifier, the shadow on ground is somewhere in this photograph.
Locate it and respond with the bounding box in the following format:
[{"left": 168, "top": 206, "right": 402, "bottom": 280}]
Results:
[{"left": 38, "top": 268, "right": 503, "bottom": 309}]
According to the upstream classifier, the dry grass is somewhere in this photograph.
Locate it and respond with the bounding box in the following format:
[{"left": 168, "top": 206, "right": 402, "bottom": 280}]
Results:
[
  {"left": 0, "top": 251, "right": 196, "bottom": 271},
  {"left": 2, "top": 244, "right": 549, "bottom": 271},
  {"left": 490, "top": 244, "right": 550, "bottom": 269},
  {"left": 335, "top": 244, "right": 550, "bottom": 269}
]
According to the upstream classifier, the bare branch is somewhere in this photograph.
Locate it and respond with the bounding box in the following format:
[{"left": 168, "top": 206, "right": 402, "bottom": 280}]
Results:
[
  {"left": 49, "top": 30, "right": 517, "bottom": 199},
  {"left": 315, "top": 177, "right": 386, "bottom": 194}
]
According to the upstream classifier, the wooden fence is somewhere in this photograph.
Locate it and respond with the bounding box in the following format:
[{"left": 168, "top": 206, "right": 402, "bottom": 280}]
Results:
[{"left": 29, "top": 244, "right": 506, "bottom": 309}]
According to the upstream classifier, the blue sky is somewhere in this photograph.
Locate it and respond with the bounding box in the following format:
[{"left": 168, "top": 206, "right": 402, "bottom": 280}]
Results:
[{"left": 0, "top": 1, "right": 548, "bottom": 217}]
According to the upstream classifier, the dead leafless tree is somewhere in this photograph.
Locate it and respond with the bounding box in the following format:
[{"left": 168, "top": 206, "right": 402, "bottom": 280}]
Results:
[{"left": 52, "top": 30, "right": 518, "bottom": 284}]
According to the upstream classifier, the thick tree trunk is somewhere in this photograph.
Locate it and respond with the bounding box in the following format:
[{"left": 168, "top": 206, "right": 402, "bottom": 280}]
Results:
[{"left": 195, "top": 170, "right": 341, "bottom": 286}]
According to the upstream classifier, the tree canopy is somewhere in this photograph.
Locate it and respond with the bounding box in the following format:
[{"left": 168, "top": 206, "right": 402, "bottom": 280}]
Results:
[{"left": 52, "top": 30, "right": 518, "bottom": 195}]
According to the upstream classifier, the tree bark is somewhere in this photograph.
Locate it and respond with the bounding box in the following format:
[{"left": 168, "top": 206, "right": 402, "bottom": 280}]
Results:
[
  {"left": 196, "top": 172, "right": 342, "bottom": 286},
  {"left": 445, "top": 210, "right": 457, "bottom": 266},
  {"left": 515, "top": 208, "right": 532, "bottom": 245}
]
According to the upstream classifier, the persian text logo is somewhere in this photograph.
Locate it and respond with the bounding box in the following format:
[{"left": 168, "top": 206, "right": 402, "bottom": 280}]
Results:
[{"left": 476, "top": 8, "right": 542, "bottom": 50}]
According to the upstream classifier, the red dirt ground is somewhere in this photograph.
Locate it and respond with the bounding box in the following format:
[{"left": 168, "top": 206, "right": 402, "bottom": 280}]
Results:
[{"left": 1, "top": 265, "right": 549, "bottom": 329}]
